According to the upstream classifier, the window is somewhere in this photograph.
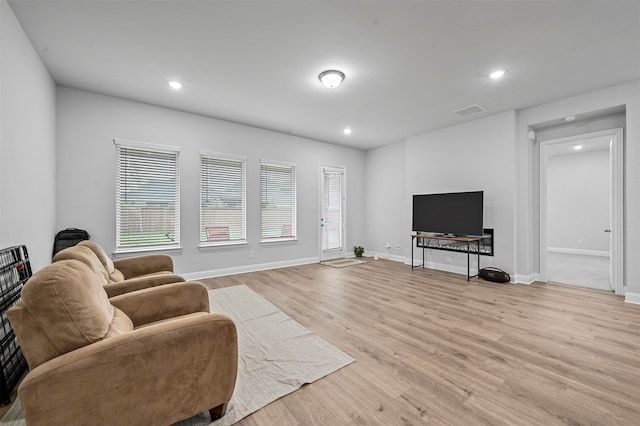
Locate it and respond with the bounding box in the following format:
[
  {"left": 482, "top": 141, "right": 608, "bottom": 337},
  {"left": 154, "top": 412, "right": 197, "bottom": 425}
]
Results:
[
  {"left": 200, "top": 152, "right": 247, "bottom": 245},
  {"left": 114, "top": 139, "right": 180, "bottom": 252},
  {"left": 322, "top": 167, "right": 344, "bottom": 252},
  {"left": 261, "top": 160, "right": 296, "bottom": 241}
]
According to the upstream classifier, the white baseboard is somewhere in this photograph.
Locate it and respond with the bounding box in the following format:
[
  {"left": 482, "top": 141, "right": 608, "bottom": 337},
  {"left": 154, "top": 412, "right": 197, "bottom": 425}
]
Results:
[
  {"left": 369, "top": 252, "right": 479, "bottom": 277},
  {"left": 403, "top": 255, "right": 483, "bottom": 280},
  {"left": 367, "top": 252, "right": 473, "bottom": 277},
  {"left": 624, "top": 291, "right": 640, "bottom": 305},
  {"left": 407, "top": 255, "right": 541, "bottom": 286},
  {"left": 419, "top": 262, "right": 470, "bottom": 276},
  {"left": 181, "top": 256, "right": 319, "bottom": 281},
  {"left": 180, "top": 252, "right": 537, "bottom": 287},
  {"left": 367, "top": 251, "right": 406, "bottom": 263},
  {"left": 513, "top": 273, "right": 539, "bottom": 285},
  {"left": 547, "top": 247, "right": 609, "bottom": 257}
]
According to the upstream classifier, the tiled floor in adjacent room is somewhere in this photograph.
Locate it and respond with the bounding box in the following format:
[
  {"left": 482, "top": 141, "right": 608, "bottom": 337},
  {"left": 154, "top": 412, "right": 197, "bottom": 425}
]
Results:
[{"left": 546, "top": 251, "right": 611, "bottom": 292}]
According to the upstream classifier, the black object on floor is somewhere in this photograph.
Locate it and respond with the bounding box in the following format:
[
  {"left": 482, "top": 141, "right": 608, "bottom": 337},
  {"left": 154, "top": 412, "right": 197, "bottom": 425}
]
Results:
[
  {"left": 479, "top": 267, "right": 510, "bottom": 283},
  {"left": 52, "top": 228, "right": 90, "bottom": 258}
]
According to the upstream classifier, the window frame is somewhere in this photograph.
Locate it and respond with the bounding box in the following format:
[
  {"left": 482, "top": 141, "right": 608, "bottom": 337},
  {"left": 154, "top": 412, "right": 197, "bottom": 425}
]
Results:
[
  {"left": 114, "top": 138, "right": 181, "bottom": 254},
  {"left": 199, "top": 151, "right": 248, "bottom": 248}
]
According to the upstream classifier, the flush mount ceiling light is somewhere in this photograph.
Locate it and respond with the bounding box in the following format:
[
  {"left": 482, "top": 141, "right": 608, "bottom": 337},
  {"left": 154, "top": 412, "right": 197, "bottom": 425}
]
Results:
[
  {"left": 565, "top": 115, "right": 576, "bottom": 122},
  {"left": 319, "top": 70, "right": 345, "bottom": 88},
  {"left": 489, "top": 69, "right": 505, "bottom": 79},
  {"left": 343, "top": 128, "right": 352, "bottom": 135},
  {"left": 571, "top": 143, "right": 583, "bottom": 150},
  {"left": 168, "top": 81, "right": 182, "bottom": 90}
]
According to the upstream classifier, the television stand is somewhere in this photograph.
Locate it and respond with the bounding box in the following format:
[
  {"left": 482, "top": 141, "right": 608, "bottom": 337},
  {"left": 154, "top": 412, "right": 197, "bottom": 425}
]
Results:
[{"left": 410, "top": 233, "right": 481, "bottom": 281}]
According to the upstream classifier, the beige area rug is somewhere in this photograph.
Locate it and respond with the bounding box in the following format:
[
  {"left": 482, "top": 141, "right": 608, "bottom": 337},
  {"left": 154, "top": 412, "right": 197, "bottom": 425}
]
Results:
[
  {"left": 321, "top": 258, "right": 367, "bottom": 268},
  {"left": 0, "top": 285, "right": 355, "bottom": 426}
]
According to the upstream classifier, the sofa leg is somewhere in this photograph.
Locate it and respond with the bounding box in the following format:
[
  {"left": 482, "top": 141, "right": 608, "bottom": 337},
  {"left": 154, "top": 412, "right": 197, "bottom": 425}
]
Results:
[{"left": 209, "top": 402, "right": 229, "bottom": 421}]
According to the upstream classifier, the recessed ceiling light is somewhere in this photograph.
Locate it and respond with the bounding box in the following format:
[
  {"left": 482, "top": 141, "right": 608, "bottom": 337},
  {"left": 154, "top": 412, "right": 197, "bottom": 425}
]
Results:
[
  {"left": 565, "top": 115, "right": 576, "bottom": 122},
  {"left": 319, "top": 70, "right": 345, "bottom": 88},
  {"left": 168, "top": 81, "right": 182, "bottom": 90},
  {"left": 571, "top": 143, "right": 583, "bottom": 150},
  {"left": 489, "top": 69, "right": 505, "bottom": 79},
  {"left": 343, "top": 128, "right": 352, "bottom": 135}
]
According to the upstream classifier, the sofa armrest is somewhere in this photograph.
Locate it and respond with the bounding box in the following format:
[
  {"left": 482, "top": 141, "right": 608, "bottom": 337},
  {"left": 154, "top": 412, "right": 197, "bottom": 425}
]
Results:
[
  {"left": 113, "top": 254, "right": 174, "bottom": 279},
  {"left": 109, "top": 281, "right": 209, "bottom": 326},
  {"left": 103, "top": 274, "right": 185, "bottom": 298},
  {"left": 18, "top": 313, "right": 238, "bottom": 426}
]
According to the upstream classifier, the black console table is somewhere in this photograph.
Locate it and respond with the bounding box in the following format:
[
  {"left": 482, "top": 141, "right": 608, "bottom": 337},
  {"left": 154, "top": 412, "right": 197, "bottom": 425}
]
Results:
[{"left": 411, "top": 234, "right": 481, "bottom": 281}]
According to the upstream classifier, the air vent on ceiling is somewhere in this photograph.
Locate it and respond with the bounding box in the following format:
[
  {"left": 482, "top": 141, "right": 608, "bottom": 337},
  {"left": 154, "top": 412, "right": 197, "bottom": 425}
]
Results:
[{"left": 453, "top": 104, "right": 486, "bottom": 117}]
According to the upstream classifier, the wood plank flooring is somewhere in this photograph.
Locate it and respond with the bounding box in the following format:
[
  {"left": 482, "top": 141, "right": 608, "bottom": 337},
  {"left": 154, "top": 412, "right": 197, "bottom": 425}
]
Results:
[{"left": 199, "top": 258, "right": 640, "bottom": 426}]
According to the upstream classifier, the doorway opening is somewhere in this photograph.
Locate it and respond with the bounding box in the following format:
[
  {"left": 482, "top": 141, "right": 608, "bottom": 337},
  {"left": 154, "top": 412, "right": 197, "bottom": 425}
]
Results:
[{"left": 539, "top": 128, "right": 623, "bottom": 294}]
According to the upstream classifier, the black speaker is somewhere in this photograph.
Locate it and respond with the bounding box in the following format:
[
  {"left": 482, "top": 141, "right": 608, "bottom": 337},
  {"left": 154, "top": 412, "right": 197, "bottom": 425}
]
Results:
[{"left": 479, "top": 267, "right": 510, "bottom": 283}]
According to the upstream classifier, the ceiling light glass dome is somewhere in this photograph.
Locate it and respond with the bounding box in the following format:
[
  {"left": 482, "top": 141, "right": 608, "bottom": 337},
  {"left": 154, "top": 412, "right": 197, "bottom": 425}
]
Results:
[{"left": 319, "top": 70, "right": 345, "bottom": 88}]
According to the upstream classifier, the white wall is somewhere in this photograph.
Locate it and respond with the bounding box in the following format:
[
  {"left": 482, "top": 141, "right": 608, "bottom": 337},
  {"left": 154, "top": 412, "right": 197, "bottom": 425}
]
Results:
[
  {"left": 404, "top": 111, "right": 517, "bottom": 274},
  {"left": 365, "top": 111, "right": 518, "bottom": 275},
  {"left": 516, "top": 80, "right": 640, "bottom": 302},
  {"left": 0, "top": 0, "right": 56, "bottom": 271},
  {"left": 546, "top": 149, "right": 609, "bottom": 252},
  {"left": 55, "top": 87, "right": 366, "bottom": 277},
  {"left": 364, "top": 140, "right": 406, "bottom": 260}
]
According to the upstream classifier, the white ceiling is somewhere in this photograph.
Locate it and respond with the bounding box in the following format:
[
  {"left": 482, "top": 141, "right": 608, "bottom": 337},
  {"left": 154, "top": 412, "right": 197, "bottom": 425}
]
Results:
[
  {"left": 8, "top": 0, "right": 640, "bottom": 150},
  {"left": 545, "top": 135, "right": 611, "bottom": 157}
]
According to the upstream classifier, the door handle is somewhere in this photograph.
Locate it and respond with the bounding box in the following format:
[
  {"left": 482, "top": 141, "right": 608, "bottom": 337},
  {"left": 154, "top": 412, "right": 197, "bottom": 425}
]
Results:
[{"left": 604, "top": 229, "right": 612, "bottom": 233}]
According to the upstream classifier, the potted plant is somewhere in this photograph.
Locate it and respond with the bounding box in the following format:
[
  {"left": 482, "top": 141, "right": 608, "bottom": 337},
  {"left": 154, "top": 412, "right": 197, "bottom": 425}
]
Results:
[{"left": 354, "top": 245, "right": 364, "bottom": 258}]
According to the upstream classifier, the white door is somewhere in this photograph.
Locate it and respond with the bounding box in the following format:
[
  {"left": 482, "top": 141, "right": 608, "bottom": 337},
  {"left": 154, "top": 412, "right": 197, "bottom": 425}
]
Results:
[
  {"left": 319, "top": 165, "right": 346, "bottom": 261},
  {"left": 539, "top": 128, "right": 623, "bottom": 294}
]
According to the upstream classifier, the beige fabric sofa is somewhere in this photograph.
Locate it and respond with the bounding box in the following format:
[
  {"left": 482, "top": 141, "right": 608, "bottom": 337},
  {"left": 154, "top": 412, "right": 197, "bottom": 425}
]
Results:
[
  {"left": 53, "top": 241, "right": 185, "bottom": 297},
  {"left": 77, "top": 240, "right": 175, "bottom": 281},
  {"left": 8, "top": 259, "right": 238, "bottom": 426}
]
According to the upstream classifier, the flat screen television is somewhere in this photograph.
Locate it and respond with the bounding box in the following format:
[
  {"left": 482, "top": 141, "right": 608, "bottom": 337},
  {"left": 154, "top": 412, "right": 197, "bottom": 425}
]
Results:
[{"left": 412, "top": 191, "right": 484, "bottom": 236}]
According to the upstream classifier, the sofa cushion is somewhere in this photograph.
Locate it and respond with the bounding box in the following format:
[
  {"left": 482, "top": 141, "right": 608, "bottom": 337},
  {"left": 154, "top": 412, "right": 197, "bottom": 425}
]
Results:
[
  {"left": 20, "top": 260, "right": 115, "bottom": 360},
  {"left": 77, "top": 240, "right": 120, "bottom": 280},
  {"left": 53, "top": 245, "right": 110, "bottom": 285},
  {"left": 105, "top": 307, "right": 134, "bottom": 338},
  {"left": 108, "top": 268, "right": 126, "bottom": 282}
]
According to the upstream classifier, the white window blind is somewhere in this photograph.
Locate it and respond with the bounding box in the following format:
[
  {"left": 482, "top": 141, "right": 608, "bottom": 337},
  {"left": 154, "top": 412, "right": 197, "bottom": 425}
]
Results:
[
  {"left": 200, "top": 153, "right": 247, "bottom": 245},
  {"left": 261, "top": 161, "right": 296, "bottom": 241},
  {"left": 115, "top": 140, "right": 180, "bottom": 251}
]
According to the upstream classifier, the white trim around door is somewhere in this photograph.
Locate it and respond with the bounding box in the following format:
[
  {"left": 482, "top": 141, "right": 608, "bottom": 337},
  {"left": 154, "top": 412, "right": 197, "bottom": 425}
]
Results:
[{"left": 539, "top": 128, "right": 624, "bottom": 295}]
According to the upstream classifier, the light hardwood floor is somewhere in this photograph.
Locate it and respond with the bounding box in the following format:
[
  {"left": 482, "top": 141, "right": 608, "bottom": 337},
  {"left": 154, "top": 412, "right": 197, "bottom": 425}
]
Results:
[{"left": 199, "top": 258, "right": 640, "bottom": 426}]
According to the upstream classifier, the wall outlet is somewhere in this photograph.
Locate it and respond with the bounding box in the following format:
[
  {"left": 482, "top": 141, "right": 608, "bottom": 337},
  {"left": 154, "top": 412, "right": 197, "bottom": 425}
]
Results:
[
  {"left": 577, "top": 239, "right": 583, "bottom": 245},
  {"left": 395, "top": 244, "right": 401, "bottom": 249},
  {"left": 385, "top": 243, "right": 391, "bottom": 249},
  {"left": 445, "top": 255, "right": 452, "bottom": 263},
  {"left": 249, "top": 250, "right": 255, "bottom": 258}
]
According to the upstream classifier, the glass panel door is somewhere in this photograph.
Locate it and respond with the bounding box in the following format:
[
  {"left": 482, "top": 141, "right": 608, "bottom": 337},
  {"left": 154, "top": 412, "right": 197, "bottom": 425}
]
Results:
[{"left": 320, "top": 165, "right": 345, "bottom": 260}]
